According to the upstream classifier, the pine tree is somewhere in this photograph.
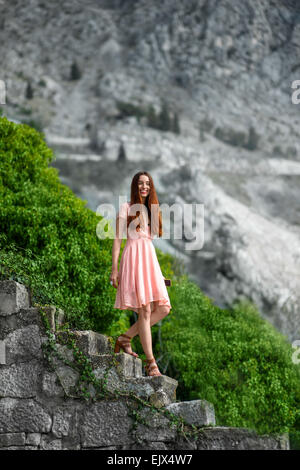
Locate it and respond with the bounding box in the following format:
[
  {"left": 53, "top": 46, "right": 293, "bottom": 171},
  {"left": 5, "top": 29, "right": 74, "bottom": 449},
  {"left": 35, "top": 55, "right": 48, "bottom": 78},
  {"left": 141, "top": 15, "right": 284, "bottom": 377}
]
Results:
[
  {"left": 25, "top": 81, "right": 33, "bottom": 99},
  {"left": 70, "top": 60, "right": 81, "bottom": 80},
  {"left": 246, "top": 126, "right": 259, "bottom": 150},
  {"left": 173, "top": 112, "right": 180, "bottom": 134},
  {"left": 147, "top": 104, "right": 158, "bottom": 129},
  {"left": 118, "top": 142, "right": 126, "bottom": 162},
  {"left": 158, "top": 101, "right": 171, "bottom": 131}
]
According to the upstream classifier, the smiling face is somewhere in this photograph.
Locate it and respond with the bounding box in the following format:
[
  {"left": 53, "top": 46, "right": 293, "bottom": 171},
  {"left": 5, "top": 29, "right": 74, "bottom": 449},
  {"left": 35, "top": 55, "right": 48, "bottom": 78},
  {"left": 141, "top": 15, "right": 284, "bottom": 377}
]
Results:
[{"left": 138, "top": 174, "right": 150, "bottom": 201}]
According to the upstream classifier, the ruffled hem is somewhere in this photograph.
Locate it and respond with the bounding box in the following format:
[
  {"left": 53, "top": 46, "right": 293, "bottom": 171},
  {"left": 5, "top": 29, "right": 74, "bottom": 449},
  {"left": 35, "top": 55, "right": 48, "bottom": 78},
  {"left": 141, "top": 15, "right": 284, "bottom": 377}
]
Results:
[{"left": 114, "top": 297, "right": 171, "bottom": 311}]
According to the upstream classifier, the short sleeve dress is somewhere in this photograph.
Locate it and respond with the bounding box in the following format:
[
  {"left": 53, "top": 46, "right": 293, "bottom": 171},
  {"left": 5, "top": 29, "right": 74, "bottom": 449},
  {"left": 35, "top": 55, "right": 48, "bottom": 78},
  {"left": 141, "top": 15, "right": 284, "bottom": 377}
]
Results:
[{"left": 114, "top": 201, "right": 171, "bottom": 312}]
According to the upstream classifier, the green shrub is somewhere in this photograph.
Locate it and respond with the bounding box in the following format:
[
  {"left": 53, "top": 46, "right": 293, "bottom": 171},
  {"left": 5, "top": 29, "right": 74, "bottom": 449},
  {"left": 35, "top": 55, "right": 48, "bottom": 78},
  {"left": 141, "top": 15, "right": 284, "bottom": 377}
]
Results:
[
  {"left": 116, "top": 100, "right": 145, "bottom": 122},
  {"left": 152, "top": 277, "right": 300, "bottom": 447},
  {"left": 0, "top": 117, "right": 121, "bottom": 332},
  {"left": 215, "top": 127, "right": 247, "bottom": 148}
]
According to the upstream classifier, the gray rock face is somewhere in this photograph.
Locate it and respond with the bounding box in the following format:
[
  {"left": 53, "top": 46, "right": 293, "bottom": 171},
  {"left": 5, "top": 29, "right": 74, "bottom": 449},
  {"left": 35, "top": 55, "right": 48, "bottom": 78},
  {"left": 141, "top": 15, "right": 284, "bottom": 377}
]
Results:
[
  {"left": 0, "top": 280, "right": 289, "bottom": 449},
  {"left": 156, "top": 166, "right": 300, "bottom": 342}
]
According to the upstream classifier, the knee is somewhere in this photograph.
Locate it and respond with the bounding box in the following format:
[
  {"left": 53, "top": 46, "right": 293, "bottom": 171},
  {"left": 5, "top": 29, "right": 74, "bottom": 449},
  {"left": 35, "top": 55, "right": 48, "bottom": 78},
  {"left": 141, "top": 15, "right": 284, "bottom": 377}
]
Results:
[
  {"left": 139, "top": 305, "right": 152, "bottom": 321},
  {"left": 160, "top": 306, "right": 170, "bottom": 317}
]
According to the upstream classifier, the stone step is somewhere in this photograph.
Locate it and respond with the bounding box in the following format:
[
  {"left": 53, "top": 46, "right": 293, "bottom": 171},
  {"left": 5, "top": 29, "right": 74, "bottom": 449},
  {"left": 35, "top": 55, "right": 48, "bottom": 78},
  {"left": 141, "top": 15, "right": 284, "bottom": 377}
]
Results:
[
  {"left": 51, "top": 343, "right": 178, "bottom": 407},
  {"left": 92, "top": 359, "right": 178, "bottom": 407},
  {"left": 0, "top": 280, "right": 30, "bottom": 316},
  {"left": 90, "top": 353, "right": 143, "bottom": 378},
  {"left": 164, "top": 399, "right": 216, "bottom": 427},
  {"left": 55, "top": 330, "right": 113, "bottom": 355}
]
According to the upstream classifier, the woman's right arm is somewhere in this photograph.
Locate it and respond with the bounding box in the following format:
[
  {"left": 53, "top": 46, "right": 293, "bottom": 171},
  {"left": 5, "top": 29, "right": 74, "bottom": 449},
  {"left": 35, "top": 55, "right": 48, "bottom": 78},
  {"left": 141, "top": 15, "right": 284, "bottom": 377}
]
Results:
[
  {"left": 110, "top": 238, "right": 122, "bottom": 288},
  {"left": 110, "top": 215, "right": 124, "bottom": 288}
]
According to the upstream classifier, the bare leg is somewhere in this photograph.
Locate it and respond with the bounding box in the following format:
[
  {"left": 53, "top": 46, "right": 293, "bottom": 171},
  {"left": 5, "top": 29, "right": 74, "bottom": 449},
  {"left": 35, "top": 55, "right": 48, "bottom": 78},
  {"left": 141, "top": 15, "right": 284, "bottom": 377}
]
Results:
[
  {"left": 137, "top": 303, "right": 153, "bottom": 359},
  {"left": 124, "top": 302, "right": 170, "bottom": 340}
]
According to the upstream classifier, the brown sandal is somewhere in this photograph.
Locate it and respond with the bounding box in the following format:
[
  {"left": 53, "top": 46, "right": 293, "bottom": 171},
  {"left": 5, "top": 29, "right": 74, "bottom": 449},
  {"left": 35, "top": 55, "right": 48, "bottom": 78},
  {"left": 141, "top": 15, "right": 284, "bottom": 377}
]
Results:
[
  {"left": 144, "top": 357, "right": 162, "bottom": 376},
  {"left": 114, "top": 334, "right": 139, "bottom": 358}
]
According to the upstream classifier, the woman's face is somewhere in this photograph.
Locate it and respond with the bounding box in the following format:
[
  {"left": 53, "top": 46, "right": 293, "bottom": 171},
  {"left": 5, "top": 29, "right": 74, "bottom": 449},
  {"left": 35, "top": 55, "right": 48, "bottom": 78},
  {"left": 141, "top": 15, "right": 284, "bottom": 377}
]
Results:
[{"left": 138, "top": 175, "right": 150, "bottom": 200}]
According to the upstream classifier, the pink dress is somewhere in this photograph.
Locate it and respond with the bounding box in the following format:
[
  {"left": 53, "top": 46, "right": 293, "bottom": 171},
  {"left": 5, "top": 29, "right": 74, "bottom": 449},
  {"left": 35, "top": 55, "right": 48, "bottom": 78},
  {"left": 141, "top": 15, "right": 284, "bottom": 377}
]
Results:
[{"left": 114, "top": 201, "right": 171, "bottom": 312}]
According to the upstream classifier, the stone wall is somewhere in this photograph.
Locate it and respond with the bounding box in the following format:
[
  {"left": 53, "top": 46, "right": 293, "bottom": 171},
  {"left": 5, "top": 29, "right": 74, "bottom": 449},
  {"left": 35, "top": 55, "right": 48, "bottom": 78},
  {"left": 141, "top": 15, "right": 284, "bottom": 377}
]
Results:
[{"left": 0, "top": 280, "right": 289, "bottom": 450}]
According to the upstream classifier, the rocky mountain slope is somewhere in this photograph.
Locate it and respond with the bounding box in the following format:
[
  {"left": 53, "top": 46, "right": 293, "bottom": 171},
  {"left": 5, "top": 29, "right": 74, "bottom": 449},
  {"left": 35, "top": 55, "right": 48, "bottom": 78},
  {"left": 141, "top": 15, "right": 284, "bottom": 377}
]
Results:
[{"left": 1, "top": 0, "right": 300, "bottom": 341}]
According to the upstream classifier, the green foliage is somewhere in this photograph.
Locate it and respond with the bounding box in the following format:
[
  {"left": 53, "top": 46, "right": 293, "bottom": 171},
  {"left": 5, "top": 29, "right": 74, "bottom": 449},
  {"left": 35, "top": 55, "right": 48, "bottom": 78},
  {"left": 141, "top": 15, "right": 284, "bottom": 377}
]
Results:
[
  {"left": 0, "top": 116, "right": 124, "bottom": 333},
  {"left": 116, "top": 100, "right": 145, "bottom": 122},
  {"left": 155, "top": 277, "right": 300, "bottom": 446},
  {"left": 215, "top": 127, "right": 248, "bottom": 148},
  {"left": 116, "top": 100, "right": 180, "bottom": 134},
  {"left": 214, "top": 125, "right": 260, "bottom": 151}
]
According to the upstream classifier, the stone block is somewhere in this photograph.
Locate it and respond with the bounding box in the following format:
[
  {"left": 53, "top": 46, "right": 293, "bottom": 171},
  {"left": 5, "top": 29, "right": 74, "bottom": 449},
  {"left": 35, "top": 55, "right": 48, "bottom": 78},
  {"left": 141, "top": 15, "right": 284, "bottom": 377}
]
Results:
[
  {"left": 4, "top": 325, "right": 42, "bottom": 365},
  {"left": 195, "top": 426, "right": 289, "bottom": 450},
  {"left": 141, "top": 375, "right": 178, "bottom": 404},
  {"left": 42, "top": 371, "right": 65, "bottom": 398},
  {"left": 56, "top": 330, "right": 113, "bottom": 355},
  {"left": 56, "top": 308, "right": 65, "bottom": 328},
  {"left": 81, "top": 401, "right": 134, "bottom": 447},
  {"left": 54, "top": 365, "right": 80, "bottom": 397},
  {"left": 0, "top": 307, "right": 44, "bottom": 340},
  {"left": 38, "top": 305, "right": 56, "bottom": 332},
  {"left": 149, "top": 388, "right": 171, "bottom": 408},
  {"left": 25, "top": 433, "right": 41, "bottom": 446},
  {"left": 164, "top": 399, "right": 216, "bottom": 427},
  {"left": 53, "top": 343, "right": 75, "bottom": 364},
  {"left": 52, "top": 406, "right": 78, "bottom": 438},
  {"left": 0, "top": 281, "right": 30, "bottom": 315},
  {"left": 0, "top": 398, "right": 52, "bottom": 433},
  {"left": 0, "top": 361, "right": 42, "bottom": 398},
  {"left": 278, "top": 432, "right": 290, "bottom": 450},
  {"left": 40, "top": 435, "right": 62, "bottom": 450},
  {"left": 0, "top": 445, "right": 26, "bottom": 450},
  {"left": 133, "top": 407, "right": 177, "bottom": 442},
  {"left": 90, "top": 353, "right": 143, "bottom": 378},
  {"left": 90, "top": 373, "right": 177, "bottom": 406},
  {"left": 0, "top": 432, "right": 26, "bottom": 447}
]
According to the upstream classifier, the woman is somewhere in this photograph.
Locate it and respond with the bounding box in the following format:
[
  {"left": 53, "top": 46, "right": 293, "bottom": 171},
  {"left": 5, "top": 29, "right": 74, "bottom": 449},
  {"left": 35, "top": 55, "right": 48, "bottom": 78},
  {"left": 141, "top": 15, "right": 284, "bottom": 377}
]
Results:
[{"left": 110, "top": 171, "right": 171, "bottom": 376}]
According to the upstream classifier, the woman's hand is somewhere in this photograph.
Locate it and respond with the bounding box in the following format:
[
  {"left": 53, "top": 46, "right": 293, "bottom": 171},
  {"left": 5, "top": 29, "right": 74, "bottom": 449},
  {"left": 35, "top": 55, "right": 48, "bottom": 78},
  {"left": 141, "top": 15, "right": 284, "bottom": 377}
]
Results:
[{"left": 110, "top": 269, "right": 119, "bottom": 288}]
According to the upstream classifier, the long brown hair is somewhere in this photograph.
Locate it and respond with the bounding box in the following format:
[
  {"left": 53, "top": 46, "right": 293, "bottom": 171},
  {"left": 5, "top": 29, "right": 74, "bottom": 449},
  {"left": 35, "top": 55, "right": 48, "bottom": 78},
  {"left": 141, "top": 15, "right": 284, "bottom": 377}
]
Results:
[{"left": 127, "top": 171, "right": 163, "bottom": 238}]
